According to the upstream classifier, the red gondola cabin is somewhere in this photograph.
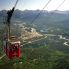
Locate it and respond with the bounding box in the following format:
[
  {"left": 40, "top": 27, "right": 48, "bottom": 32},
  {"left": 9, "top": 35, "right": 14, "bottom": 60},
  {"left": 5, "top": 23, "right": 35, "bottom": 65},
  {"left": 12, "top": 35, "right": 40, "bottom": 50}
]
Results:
[{"left": 4, "top": 36, "right": 20, "bottom": 59}]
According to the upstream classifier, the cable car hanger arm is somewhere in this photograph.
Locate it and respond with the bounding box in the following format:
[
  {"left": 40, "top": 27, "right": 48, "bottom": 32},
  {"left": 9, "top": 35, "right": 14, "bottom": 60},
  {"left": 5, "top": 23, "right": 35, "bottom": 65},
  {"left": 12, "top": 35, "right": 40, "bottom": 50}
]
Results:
[{"left": 7, "top": 0, "right": 19, "bottom": 23}]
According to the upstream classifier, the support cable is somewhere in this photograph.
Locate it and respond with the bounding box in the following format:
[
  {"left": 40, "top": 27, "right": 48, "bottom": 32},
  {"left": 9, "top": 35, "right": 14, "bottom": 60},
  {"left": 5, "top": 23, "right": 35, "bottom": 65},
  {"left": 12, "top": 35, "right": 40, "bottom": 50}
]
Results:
[
  {"left": 30, "top": 0, "right": 52, "bottom": 24},
  {"left": 30, "top": 0, "right": 66, "bottom": 24}
]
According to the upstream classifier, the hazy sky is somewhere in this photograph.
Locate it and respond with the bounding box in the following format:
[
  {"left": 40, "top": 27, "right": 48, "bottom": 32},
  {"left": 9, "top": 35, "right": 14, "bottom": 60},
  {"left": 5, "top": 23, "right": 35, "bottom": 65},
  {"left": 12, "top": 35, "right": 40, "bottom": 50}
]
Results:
[{"left": 0, "top": 0, "right": 69, "bottom": 11}]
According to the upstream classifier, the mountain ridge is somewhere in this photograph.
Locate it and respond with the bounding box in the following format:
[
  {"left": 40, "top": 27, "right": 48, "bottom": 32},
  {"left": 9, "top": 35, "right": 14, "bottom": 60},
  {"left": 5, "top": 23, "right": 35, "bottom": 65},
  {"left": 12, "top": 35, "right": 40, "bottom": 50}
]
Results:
[{"left": 0, "top": 9, "right": 69, "bottom": 30}]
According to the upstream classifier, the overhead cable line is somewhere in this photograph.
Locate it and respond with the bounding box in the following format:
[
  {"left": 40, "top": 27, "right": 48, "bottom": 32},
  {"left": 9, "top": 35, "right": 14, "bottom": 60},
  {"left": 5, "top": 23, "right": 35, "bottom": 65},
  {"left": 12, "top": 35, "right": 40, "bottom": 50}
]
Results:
[
  {"left": 55, "top": 0, "right": 66, "bottom": 10},
  {"left": 30, "top": 0, "right": 66, "bottom": 24},
  {"left": 14, "top": 0, "right": 19, "bottom": 8},
  {"left": 30, "top": 0, "right": 52, "bottom": 24},
  {"left": 49, "top": 0, "right": 66, "bottom": 21}
]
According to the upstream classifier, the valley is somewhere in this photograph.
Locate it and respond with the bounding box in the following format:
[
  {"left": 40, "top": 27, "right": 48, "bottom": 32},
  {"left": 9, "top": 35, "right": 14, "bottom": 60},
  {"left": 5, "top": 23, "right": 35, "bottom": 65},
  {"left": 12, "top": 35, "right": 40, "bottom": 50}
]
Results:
[{"left": 0, "top": 10, "right": 69, "bottom": 69}]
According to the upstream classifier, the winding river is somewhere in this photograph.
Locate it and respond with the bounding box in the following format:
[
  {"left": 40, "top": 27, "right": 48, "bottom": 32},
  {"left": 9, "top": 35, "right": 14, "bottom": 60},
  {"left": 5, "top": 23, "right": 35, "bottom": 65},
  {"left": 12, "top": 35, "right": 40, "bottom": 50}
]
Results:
[{"left": 45, "top": 34, "right": 69, "bottom": 46}]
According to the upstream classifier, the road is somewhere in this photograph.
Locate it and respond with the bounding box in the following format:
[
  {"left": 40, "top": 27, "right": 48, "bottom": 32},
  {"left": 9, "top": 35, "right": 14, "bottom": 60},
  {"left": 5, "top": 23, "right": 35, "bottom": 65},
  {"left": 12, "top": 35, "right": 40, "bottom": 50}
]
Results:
[{"left": 21, "top": 34, "right": 69, "bottom": 47}]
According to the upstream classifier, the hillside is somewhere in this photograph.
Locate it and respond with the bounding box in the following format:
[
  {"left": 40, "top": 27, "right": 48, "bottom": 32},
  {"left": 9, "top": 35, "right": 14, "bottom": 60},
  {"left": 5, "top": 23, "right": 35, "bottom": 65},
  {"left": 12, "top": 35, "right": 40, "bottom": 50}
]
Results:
[
  {"left": 0, "top": 10, "right": 69, "bottom": 69},
  {"left": 0, "top": 10, "right": 69, "bottom": 26}
]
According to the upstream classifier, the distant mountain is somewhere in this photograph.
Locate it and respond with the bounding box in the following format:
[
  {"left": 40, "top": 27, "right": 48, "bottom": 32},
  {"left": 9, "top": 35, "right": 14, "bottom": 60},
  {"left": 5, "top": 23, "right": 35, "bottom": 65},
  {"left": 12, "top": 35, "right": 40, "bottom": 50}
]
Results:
[{"left": 0, "top": 9, "right": 69, "bottom": 29}]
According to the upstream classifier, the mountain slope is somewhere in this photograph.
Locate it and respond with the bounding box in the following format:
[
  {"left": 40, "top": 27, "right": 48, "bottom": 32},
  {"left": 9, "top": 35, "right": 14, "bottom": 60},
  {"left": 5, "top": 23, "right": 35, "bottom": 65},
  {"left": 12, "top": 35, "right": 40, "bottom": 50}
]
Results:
[{"left": 0, "top": 10, "right": 69, "bottom": 30}]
